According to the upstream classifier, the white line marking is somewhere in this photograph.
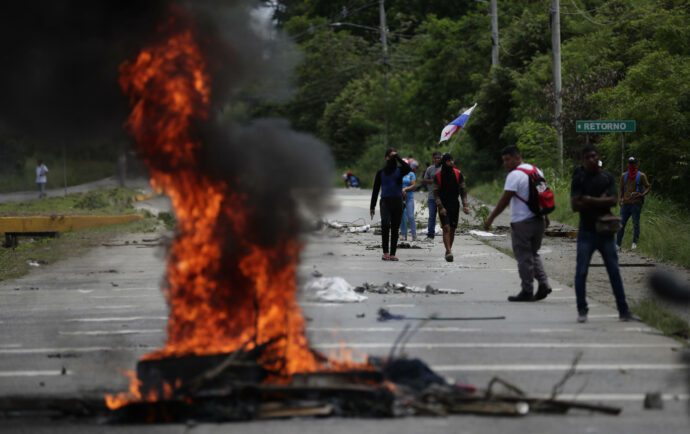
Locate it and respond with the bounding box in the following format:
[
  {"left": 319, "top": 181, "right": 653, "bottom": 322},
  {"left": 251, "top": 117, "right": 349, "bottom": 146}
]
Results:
[
  {"left": 530, "top": 328, "right": 574, "bottom": 333},
  {"left": 624, "top": 327, "right": 656, "bottom": 332},
  {"left": 588, "top": 314, "right": 618, "bottom": 318},
  {"left": 94, "top": 305, "right": 137, "bottom": 310},
  {"left": 90, "top": 295, "right": 158, "bottom": 299},
  {"left": 433, "top": 364, "right": 688, "bottom": 372},
  {"left": 0, "top": 346, "right": 154, "bottom": 355},
  {"left": 385, "top": 304, "right": 415, "bottom": 308},
  {"left": 552, "top": 288, "right": 564, "bottom": 292},
  {"left": 77, "top": 290, "right": 93, "bottom": 294},
  {"left": 300, "top": 302, "right": 352, "bottom": 307},
  {"left": 66, "top": 317, "right": 167, "bottom": 323},
  {"left": 549, "top": 296, "right": 576, "bottom": 300},
  {"left": 524, "top": 393, "right": 690, "bottom": 402},
  {"left": 0, "top": 344, "right": 21, "bottom": 349},
  {"left": 308, "top": 327, "right": 481, "bottom": 333},
  {"left": 112, "top": 287, "right": 159, "bottom": 292},
  {"left": 312, "top": 343, "right": 679, "bottom": 350},
  {"left": 59, "top": 329, "right": 163, "bottom": 336},
  {"left": 0, "top": 370, "right": 72, "bottom": 377}
]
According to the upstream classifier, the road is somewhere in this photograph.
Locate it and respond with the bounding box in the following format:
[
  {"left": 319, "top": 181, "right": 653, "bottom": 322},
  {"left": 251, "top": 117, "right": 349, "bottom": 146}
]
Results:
[{"left": 0, "top": 188, "right": 687, "bottom": 432}]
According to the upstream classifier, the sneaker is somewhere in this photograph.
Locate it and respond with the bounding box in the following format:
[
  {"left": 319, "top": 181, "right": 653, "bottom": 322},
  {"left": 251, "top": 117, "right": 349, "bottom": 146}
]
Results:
[
  {"left": 577, "top": 312, "right": 588, "bottom": 323},
  {"left": 507, "top": 291, "right": 534, "bottom": 302},
  {"left": 534, "top": 284, "right": 552, "bottom": 301},
  {"left": 631, "top": 243, "right": 638, "bottom": 250},
  {"left": 389, "top": 255, "right": 399, "bottom": 262},
  {"left": 619, "top": 312, "right": 638, "bottom": 322},
  {"left": 424, "top": 236, "right": 434, "bottom": 242},
  {"left": 445, "top": 253, "right": 454, "bottom": 262}
]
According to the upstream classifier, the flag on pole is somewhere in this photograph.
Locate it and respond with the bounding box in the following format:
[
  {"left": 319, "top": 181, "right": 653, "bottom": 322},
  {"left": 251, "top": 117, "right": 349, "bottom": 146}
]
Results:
[{"left": 439, "top": 103, "right": 477, "bottom": 143}]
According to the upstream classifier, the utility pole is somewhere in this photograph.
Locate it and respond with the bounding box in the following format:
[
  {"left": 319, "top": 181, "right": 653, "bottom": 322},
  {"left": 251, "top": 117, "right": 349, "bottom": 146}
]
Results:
[
  {"left": 490, "top": 0, "right": 499, "bottom": 67},
  {"left": 379, "top": 0, "right": 389, "bottom": 146},
  {"left": 551, "top": 0, "right": 563, "bottom": 174}
]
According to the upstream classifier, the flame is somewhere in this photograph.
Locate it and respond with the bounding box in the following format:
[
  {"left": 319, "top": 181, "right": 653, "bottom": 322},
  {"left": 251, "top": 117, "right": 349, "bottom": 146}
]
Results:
[{"left": 106, "top": 14, "right": 365, "bottom": 410}]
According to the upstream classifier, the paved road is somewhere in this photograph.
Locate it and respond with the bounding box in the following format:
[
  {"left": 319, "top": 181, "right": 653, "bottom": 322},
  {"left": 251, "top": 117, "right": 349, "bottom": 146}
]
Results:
[{"left": 0, "top": 188, "right": 687, "bottom": 432}]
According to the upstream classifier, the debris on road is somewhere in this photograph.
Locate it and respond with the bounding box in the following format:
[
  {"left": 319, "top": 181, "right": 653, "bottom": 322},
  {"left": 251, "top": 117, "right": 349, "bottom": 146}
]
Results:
[
  {"left": 355, "top": 282, "right": 463, "bottom": 295},
  {"left": 304, "top": 277, "right": 368, "bottom": 302},
  {"left": 469, "top": 230, "right": 504, "bottom": 238},
  {"left": 377, "top": 308, "right": 505, "bottom": 322}
]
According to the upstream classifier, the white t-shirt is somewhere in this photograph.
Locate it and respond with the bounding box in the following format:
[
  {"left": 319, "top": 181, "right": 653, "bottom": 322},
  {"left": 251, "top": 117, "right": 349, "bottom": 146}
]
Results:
[
  {"left": 504, "top": 163, "right": 542, "bottom": 223},
  {"left": 36, "top": 164, "right": 48, "bottom": 184}
]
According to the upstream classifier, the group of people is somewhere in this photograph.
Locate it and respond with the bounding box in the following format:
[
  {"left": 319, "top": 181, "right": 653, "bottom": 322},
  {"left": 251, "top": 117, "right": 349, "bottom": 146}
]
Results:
[{"left": 370, "top": 143, "right": 650, "bottom": 323}]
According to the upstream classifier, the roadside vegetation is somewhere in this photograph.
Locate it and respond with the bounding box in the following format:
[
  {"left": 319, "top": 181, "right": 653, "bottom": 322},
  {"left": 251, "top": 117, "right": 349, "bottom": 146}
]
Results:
[
  {"left": 632, "top": 299, "right": 690, "bottom": 341},
  {"left": 0, "top": 188, "right": 169, "bottom": 282}
]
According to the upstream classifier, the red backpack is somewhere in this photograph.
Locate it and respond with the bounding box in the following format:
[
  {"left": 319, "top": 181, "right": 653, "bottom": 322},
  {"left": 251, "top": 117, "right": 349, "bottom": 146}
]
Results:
[
  {"left": 434, "top": 168, "right": 462, "bottom": 187},
  {"left": 514, "top": 165, "right": 555, "bottom": 215}
]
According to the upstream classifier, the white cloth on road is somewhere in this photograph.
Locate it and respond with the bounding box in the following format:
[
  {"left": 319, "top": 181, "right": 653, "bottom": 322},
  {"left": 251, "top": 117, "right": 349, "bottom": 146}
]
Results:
[{"left": 304, "top": 277, "right": 367, "bottom": 303}]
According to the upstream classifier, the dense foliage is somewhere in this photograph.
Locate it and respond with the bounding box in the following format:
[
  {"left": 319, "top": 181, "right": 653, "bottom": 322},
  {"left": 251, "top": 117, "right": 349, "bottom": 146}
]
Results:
[{"left": 269, "top": 0, "right": 690, "bottom": 205}]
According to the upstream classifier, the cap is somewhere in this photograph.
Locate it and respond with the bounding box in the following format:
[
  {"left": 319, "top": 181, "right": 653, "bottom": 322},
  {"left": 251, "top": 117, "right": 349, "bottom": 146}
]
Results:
[{"left": 628, "top": 156, "right": 638, "bottom": 164}]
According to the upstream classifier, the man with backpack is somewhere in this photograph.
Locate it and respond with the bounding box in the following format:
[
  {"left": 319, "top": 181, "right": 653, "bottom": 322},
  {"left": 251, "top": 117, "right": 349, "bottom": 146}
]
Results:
[
  {"left": 484, "top": 146, "right": 553, "bottom": 302},
  {"left": 616, "top": 156, "right": 650, "bottom": 251},
  {"left": 433, "top": 153, "right": 469, "bottom": 262}
]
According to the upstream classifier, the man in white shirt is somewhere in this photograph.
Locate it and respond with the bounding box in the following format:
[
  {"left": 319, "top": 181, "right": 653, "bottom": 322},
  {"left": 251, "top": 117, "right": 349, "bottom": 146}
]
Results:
[
  {"left": 484, "top": 146, "right": 551, "bottom": 302},
  {"left": 36, "top": 159, "right": 48, "bottom": 198}
]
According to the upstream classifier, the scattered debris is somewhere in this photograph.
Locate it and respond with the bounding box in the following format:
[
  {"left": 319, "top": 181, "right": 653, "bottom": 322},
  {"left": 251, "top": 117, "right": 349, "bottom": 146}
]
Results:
[
  {"left": 469, "top": 230, "right": 505, "bottom": 238},
  {"left": 311, "top": 269, "right": 323, "bottom": 278},
  {"left": 27, "top": 260, "right": 41, "bottom": 267},
  {"left": 304, "top": 277, "right": 368, "bottom": 303},
  {"left": 355, "top": 282, "right": 463, "bottom": 295},
  {"left": 397, "top": 242, "right": 423, "bottom": 249},
  {"left": 544, "top": 230, "right": 578, "bottom": 238},
  {"left": 349, "top": 225, "right": 370, "bottom": 233},
  {"left": 356, "top": 313, "right": 366, "bottom": 318},
  {"left": 643, "top": 392, "right": 664, "bottom": 410},
  {"left": 377, "top": 308, "right": 505, "bottom": 322}
]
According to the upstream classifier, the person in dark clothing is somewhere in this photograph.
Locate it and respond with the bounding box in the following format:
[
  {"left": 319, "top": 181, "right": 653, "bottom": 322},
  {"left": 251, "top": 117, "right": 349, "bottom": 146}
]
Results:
[
  {"left": 370, "top": 148, "right": 411, "bottom": 261},
  {"left": 433, "top": 153, "right": 469, "bottom": 262},
  {"left": 571, "top": 145, "right": 632, "bottom": 323}
]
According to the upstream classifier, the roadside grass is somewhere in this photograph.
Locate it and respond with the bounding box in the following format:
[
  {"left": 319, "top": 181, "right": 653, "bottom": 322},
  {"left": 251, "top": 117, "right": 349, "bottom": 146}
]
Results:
[
  {"left": 471, "top": 179, "right": 690, "bottom": 268},
  {"left": 0, "top": 188, "right": 140, "bottom": 216},
  {"left": 632, "top": 299, "right": 690, "bottom": 341},
  {"left": 0, "top": 159, "right": 114, "bottom": 193},
  {"left": 0, "top": 217, "right": 162, "bottom": 282}
]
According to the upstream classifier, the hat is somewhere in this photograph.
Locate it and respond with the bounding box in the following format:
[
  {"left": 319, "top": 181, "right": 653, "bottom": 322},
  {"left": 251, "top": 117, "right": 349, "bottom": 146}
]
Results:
[
  {"left": 409, "top": 159, "right": 419, "bottom": 169},
  {"left": 628, "top": 156, "right": 638, "bottom": 164},
  {"left": 441, "top": 153, "right": 453, "bottom": 163}
]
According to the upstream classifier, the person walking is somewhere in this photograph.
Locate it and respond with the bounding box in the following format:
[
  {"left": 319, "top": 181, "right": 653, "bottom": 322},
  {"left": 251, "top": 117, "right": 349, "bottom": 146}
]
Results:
[
  {"left": 571, "top": 145, "right": 632, "bottom": 323},
  {"left": 433, "top": 153, "right": 469, "bottom": 262},
  {"left": 36, "top": 159, "right": 49, "bottom": 198},
  {"left": 484, "top": 146, "right": 552, "bottom": 302},
  {"left": 422, "top": 152, "right": 442, "bottom": 241},
  {"left": 616, "top": 156, "right": 650, "bottom": 251},
  {"left": 400, "top": 160, "right": 419, "bottom": 241},
  {"left": 370, "top": 148, "right": 411, "bottom": 261}
]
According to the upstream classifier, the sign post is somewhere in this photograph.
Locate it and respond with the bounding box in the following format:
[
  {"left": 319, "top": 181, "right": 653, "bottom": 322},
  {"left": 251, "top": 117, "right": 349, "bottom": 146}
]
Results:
[{"left": 576, "top": 120, "right": 636, "bottom": 173}]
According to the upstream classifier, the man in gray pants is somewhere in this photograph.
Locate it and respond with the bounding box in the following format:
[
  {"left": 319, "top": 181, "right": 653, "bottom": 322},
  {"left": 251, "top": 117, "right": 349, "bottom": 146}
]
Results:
[{"left": 484, "top": 146, "right": 552, "bottom": 302}]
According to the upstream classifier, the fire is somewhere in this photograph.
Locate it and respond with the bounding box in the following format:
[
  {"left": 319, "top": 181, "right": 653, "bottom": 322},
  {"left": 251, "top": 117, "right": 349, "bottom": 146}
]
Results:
[{"left": 106, "top": 14, "right": 362, "bottom": 410}]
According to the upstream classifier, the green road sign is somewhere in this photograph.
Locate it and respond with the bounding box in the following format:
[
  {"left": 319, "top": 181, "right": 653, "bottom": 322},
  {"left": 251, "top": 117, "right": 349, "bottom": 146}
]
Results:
[{"left": 576, "top": 120, "right": 636, "bottom": 133}]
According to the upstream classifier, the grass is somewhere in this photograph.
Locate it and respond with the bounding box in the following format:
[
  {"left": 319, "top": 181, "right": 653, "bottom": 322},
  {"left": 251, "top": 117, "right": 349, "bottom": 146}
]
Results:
[
  {"left": 471, "top": 178, "right": 690, "bottom": 268},
  {"left": 0, "top": 158, "right": 115, "bottom": 193},
  {"left": 632, "top": 299, "right": 690, "bottom": 341},
  {"left": 0, "top": 188, "right": 140, "bottom": 216}
]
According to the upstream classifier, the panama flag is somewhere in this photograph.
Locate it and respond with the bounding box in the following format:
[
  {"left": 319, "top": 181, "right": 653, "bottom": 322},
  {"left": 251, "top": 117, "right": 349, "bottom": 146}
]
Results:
[{"left": 439, "top": 103, "right": 478, "bottom": 143}]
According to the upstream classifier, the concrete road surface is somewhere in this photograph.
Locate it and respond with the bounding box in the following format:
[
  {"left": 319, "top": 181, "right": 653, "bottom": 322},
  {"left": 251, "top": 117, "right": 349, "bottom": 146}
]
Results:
[{"left": 0, "top": 188, "right": 687, "bottom": 433}]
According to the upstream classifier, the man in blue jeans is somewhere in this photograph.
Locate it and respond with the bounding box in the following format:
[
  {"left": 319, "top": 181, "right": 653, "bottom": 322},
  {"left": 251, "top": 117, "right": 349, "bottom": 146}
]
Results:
[
  {"left": 571, "top": 145, "right": 632, "bottom": 323},
  {"left": 422, "top": 152, "right": 442, "bottom": 240},
  {"left": 616, "top": 156, "right": 650, "bottom": 251}
]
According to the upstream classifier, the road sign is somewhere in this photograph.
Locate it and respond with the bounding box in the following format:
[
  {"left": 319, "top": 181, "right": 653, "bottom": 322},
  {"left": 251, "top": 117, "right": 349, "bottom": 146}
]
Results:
[{"left": 575, "top": 120, "right": 636, "bottom": 133}]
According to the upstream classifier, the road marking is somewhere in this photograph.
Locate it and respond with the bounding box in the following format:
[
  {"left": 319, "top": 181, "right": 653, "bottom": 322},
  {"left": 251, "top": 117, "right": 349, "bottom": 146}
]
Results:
[
  {"left": 59, "top": 329, "right": 163, "bottom": 336},
  {"left": 112, "top": 287, "right": 159, "bottom": 292},
  {"left": 0, "top": 344, "right": 21, "bottom": 349},
  {"left": 313, "top": 342, "right": 680, "bottom": 350},
  {"left": 624, "top": 327, "right": 656, "bottom": 332},
  {"left": 90, "top": 294, "right": 158, "bottom": 299},
  {"left": 94, "top": 305, "right": 137, "bottom": 310},
  {"left": 549, "top": 296, "right": 576, "bottom": 300},
  {"left": 530, "top": 328, "right": 574, "bottom": 333},
  {"left": 0, "top": 346, "right": 155, "bottom": 355},
  {"left": 308, "top": 327, "right": 482, "bottom": 333},
  {"left": 587, "top": 314, "right": 617, "bottom": 318},
  {"left": 0, "top": 370, "right": 72, "bottom": 377},
  {"left": 385, "top": 304, "right": 415, "bottom": 308},
  {"left": 433, "top": 363, "right": 688, "bottom": 372},
  {"left": 66, "top": 316, "right": 167, "bottom": 322},
  {"left": 531, "top": 393, "right": 689, "bottom": 402}
]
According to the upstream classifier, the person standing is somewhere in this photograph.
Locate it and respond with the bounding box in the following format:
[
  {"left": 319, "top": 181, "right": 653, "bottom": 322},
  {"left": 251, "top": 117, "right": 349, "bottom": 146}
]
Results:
[
  {"left": 484, "top": 146, "right": 552, "bottom": 302},
  {"left": 433, "top": 153, "right": 469, "bottom": 262},
  {"left": 422, "top": 152, "right": 443, "bottom": 241},
  {"left": 36, "top": 159, "right": 49, "bottom": 198},
  {"left": 370, "top": 148, "right": 411, "bottom": 261},
  {"left": 400, "top": 160, "right": 419, "bottom": 241},
  {"left": 571, "top": 145, "right": 632, "bottom": 323},
  {"left": 616, "top": 156, "right": 650, "bottom": 251}
]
